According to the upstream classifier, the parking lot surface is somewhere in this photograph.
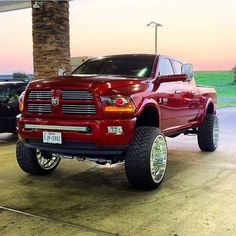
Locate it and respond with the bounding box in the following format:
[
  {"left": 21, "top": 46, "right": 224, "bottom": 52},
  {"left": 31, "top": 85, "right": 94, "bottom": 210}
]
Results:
[{"left": 0, "top": 107, "right": 236, "bottom": 236}]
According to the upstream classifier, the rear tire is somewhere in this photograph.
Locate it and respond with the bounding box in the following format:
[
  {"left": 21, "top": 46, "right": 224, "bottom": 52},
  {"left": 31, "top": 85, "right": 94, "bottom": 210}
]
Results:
[
  {"left": 16, "top": 141, "right": 60, "bottom": 175},
  {"left": 197, "top": 114, "right": 219, "bottom": 152},
  {"left": 125, "top": 126, "right": 168, "bottom": 190}
]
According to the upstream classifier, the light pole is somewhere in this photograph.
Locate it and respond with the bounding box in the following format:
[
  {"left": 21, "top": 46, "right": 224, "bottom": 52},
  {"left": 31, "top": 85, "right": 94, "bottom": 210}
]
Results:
[{"left": 147, "top": 21, "right": 163, "bottom": 53}]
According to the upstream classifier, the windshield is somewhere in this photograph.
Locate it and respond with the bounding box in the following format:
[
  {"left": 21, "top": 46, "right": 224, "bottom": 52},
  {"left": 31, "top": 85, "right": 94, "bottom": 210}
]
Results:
[{"left": 73, "top": 55, "right": 156, "bottom": 78}]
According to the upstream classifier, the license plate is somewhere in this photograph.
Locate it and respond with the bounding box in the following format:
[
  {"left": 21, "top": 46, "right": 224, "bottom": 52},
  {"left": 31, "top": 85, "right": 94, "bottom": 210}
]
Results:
[{"left": 43, "top": 132, "right": 62, "bottom": 144}]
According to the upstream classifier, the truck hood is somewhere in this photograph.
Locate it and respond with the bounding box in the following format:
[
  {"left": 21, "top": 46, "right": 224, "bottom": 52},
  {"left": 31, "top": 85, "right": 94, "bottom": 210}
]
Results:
[{"left": 28, "top": 75, "right": 149, "bottom": 96}]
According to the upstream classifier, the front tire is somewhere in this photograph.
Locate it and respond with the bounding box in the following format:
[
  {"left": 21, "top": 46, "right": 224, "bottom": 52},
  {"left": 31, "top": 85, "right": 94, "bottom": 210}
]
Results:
[
  {"left": 16, "top": 141, "right": 61, "bottom": 175},
  {"left": 198, "top": 114, "right": 219, "bottom": 152},
  {"left": 125, "top": 127, "right": 168, "bottom": 190}
]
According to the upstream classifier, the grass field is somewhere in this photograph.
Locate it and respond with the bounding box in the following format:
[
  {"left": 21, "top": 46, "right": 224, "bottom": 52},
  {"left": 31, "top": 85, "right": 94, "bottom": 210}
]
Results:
[{"left": 194, "top": 70, "right": 236, "bottom": 106}]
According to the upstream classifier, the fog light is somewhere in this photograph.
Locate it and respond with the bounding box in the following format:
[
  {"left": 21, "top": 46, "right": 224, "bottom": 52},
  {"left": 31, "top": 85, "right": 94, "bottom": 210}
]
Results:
[{"left": 107, "top": 126, "right": 123, "bottom": 135}]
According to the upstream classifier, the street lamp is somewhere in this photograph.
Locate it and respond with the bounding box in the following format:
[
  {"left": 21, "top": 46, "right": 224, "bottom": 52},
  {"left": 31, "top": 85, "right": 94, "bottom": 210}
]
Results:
[{"left": 147, "top": 21, "right": 163, "bottom": 54}]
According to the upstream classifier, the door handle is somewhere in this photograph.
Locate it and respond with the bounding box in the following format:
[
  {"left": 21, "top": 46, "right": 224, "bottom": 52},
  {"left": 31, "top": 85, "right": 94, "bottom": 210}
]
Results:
[{"left": 175, "top": 90, "right": 181, "bottom": 94}]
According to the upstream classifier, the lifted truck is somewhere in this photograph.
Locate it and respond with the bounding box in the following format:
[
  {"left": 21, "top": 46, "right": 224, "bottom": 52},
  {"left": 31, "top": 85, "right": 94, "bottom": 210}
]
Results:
[{"left": 16, "top": 54, "right": 219, "bottom": 190}]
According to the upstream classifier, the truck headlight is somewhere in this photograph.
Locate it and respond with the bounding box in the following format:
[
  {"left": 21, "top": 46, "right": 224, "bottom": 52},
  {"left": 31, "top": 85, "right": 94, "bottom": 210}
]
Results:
[
  {"left": 101, "top": 95, "right": 135, "bottom": 113},
  {"left": 19, "top": 91, "right": 25, "bottom": 112}
]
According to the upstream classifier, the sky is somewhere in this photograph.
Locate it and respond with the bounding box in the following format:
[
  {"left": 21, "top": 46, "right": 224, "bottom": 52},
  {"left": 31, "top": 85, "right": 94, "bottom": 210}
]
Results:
[{"left": 0, "top": 0, "right": 235, "bottom": 74}]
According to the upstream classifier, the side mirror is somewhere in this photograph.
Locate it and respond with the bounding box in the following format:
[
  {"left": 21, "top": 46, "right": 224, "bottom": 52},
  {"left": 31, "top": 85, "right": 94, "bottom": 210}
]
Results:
[
  {"left": 182, "top": 64, "right": 193, "bottom": 82},
  {"left": 0, "top": 96, "right": 9, "bottom": 104}
]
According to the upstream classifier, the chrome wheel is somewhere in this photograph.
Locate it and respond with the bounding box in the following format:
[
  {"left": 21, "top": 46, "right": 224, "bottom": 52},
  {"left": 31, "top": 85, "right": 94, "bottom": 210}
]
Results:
[
  {"left": 125, "top": 127, "right": 168, "bottom": 189},
  {"left": 213, "top": 117, "right": 219, "bottom": 148},
  {"left": 150, "top": 135, "right": 168, "bottom": 183},
  {"left": 36, "top": 150, "right": 60, "bottom": 170}
]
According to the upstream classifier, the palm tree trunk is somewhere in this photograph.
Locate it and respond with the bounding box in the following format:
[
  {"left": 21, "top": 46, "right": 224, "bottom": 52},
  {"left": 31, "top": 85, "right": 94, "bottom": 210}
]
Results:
[{"left": 32, "top": 0, "right": 71, "bottom": 80}]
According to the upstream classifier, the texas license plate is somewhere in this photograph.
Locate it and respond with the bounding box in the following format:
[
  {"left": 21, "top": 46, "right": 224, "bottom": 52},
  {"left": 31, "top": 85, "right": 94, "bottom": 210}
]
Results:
[{"left": 43, "top": 132, "right": 62, "bottom": 144}]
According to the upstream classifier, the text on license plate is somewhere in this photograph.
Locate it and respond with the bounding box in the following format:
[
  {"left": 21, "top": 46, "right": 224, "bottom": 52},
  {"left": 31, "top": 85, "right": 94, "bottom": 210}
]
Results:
[{"left": 43, "top": 132, "right": 62, "bottom": 144}]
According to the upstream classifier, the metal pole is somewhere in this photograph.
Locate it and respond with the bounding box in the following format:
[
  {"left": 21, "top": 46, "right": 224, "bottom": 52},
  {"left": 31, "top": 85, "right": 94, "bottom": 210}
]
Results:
[
  {"left": 155, "top": 25, "right": 157, "bottom": 53},
  {"left": 147, "top": 21, "right": 163, "bottom": 54}
]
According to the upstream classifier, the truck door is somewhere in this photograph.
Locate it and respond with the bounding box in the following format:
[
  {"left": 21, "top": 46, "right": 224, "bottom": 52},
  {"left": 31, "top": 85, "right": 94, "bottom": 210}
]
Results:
[
  {"left": 178, "top": 80, "right": 200, "bottom": 124},
  {"left": 171, "top": 60, "right": 200, "bottom": 125},
  {"left": 156, "top": 57, "right": 185, "bottom": 131}
]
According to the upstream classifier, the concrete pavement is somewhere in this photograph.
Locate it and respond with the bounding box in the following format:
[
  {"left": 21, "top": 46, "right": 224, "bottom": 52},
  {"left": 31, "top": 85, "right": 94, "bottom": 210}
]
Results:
[{"left": 0, "top": 107, "right": 236, "bottom": 236}]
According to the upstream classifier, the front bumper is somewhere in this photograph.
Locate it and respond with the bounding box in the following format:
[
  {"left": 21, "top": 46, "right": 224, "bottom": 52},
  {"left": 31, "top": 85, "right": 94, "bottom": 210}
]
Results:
[{"left": 17, "top": 115, "right": 136, "bottom": 156}]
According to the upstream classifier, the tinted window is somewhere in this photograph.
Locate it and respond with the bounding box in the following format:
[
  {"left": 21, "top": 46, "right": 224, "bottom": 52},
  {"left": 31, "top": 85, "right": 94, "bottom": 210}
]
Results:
[
  {"left": 73, "top": 55, "right": 156, "bottom": 78},
  {"left": 0, "top": 85, "right": 6, "bottom": 97},
  {"left": 158, "top": 58, "right": 174, "bottom": 76},
  {"left": 7, "top": 85, "right": 17, "bottom": 103},
  {"left": 16, "top": 84, "right": 26, "bottom": 96},
  {"left": 172, "top": 60, "right": 183, "bottom": 74}
]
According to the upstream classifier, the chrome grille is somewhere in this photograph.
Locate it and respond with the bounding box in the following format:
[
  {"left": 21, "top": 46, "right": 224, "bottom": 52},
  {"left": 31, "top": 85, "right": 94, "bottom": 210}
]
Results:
[
  {"left": 62, "top": 104, "right": 96, "bottom": 114},
  {"left": 27, "top": 89, "right": 96, "bottom": 115},
  {"left": 28, "top": 90, "right": 51, "bottom": 99},
  {"left": 62, "top": 90, "right": 93, "bottom": 100},
  {"left": 27, "top": 103, "right": 51, "bottom": 113}
]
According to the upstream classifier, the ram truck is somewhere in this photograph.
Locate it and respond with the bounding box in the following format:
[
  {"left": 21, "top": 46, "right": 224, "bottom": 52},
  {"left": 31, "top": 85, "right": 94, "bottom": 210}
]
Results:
[{"left": 16, "top": 54, "right": 219, "bottom": 190}]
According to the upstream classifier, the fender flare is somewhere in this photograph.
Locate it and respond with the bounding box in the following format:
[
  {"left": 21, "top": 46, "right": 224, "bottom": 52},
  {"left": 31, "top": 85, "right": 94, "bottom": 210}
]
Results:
[
  {"left": 134, "top": 98, "right": 161, "bottom": 127},
  {"left": 199, "top": 98, "right": 216, "bottom": 124}
]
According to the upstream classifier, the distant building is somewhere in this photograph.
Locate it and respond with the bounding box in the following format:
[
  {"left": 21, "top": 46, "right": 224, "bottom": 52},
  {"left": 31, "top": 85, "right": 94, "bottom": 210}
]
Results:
[
  {"left": 0, "top": 75, "right": 12, "bottom": 81},
  {"left": 0, "top": 74, "right": 33, "bottom": 81}
]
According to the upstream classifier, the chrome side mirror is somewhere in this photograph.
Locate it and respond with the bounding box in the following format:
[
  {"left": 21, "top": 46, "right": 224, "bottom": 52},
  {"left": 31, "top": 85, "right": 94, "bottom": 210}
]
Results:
[
  {"left": 58, "top": 68, "right": 66, "bottom": 76},
  {"left": 182, "top": 64, "right": 193, "bottom": 82}
]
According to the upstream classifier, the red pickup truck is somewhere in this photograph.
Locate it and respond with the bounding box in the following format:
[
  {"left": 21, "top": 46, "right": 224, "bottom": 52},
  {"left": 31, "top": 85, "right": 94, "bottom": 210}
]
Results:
[{"left": 16, "top": 54, "right": 219, "bottom": 190}]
